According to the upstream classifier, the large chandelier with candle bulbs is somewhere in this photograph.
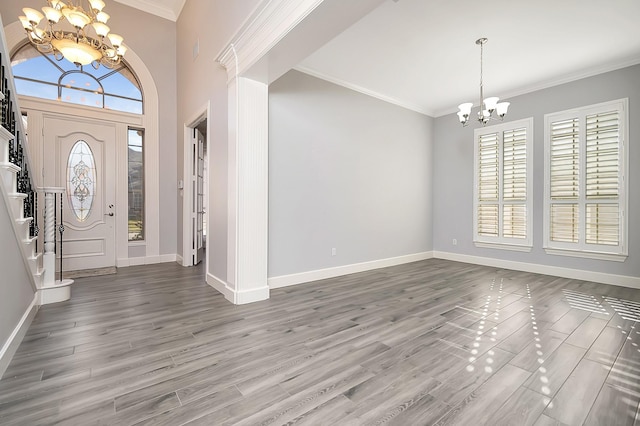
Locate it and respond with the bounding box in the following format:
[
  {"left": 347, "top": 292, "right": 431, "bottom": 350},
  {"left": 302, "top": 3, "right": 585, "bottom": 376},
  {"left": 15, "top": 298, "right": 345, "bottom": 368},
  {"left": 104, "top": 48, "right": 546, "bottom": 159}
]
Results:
[
  {"left": 457, "top": 38, "right": 509, "bottom": 126},
  {"left": 19, "top": 0, "right": 126, "bottom": 69}
]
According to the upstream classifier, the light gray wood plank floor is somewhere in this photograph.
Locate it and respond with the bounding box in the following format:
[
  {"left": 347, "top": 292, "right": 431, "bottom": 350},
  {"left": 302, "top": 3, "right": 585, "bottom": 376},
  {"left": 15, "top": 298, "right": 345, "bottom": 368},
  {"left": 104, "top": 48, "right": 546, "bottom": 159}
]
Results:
[{"left": 1, "top": 259, "right": 639, "bottom": 425}]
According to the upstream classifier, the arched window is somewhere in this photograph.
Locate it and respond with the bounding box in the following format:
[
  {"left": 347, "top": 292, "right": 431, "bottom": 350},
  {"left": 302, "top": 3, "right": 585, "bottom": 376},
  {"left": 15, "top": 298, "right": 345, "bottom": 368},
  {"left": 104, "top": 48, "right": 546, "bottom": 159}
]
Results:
[{"left": 11, "top": 43, "right": 143, "bottom": 114}]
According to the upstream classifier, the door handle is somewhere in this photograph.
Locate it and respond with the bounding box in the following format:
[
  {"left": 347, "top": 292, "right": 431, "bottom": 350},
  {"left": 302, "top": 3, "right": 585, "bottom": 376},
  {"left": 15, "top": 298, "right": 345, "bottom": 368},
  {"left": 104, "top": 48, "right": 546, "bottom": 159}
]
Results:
[{"left": 105, "top": 212, "right": 114, "bottom": 216}]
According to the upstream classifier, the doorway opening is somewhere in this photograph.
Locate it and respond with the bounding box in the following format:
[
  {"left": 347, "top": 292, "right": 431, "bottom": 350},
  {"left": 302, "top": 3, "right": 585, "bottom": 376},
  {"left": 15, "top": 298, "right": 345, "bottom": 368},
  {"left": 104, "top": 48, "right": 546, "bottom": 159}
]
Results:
[{"left": 183, "top": 108, "right": 209, "bottom": 268}]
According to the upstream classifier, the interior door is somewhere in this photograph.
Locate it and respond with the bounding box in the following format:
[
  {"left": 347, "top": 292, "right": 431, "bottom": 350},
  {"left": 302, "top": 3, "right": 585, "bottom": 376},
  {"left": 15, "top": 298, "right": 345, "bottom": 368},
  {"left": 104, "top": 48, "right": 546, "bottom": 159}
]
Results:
[
  {"left": 43, "top": 115, "right": 116, "bottom": 272},
  {"left": 194, "top": 129, "right": 205, "bottom": 265}
]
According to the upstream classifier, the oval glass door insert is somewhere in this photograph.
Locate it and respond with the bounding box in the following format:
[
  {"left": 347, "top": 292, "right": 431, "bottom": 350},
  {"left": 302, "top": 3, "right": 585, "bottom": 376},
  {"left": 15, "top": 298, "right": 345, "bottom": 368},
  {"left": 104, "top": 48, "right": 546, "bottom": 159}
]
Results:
[{"left": 67, "top": 140, "right": 96, "bottom": 222}]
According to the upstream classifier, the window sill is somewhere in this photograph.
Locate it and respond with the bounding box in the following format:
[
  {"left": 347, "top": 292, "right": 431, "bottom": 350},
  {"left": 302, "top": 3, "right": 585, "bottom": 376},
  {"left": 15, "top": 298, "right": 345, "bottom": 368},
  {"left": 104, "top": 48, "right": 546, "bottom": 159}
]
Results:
[
  {"left": 474, "top": 241, "right": 532, "bottom": 252},
  {"left": 128, "top": 240, "right": 146, "bottom": 246},
  {"left": 544, "top": 247, "right": 627, "bottom": 262}
]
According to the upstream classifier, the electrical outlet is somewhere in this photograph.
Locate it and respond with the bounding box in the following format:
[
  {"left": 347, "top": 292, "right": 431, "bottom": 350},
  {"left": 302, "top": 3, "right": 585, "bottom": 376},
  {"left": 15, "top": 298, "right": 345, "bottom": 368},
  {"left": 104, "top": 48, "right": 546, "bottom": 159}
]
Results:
[
  {"left": 452, "top": 238, "right": 457, "bottom": 246},
  {"left": 331, "top": 248, "right": 336, "bottom": 256}
]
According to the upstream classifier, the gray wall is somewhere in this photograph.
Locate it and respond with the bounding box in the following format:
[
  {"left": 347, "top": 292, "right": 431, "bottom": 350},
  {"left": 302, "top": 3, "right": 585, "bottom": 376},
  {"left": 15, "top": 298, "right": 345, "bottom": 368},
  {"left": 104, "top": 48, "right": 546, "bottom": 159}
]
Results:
[
  {"left": 268, "top": 70, "right": 433, "bottom": 277},
  {"left": 433, "top": 64, "right": 640, "bottom": 279},
  {"left": 0, "top": 193, "right": 35, "bottom": 361}
]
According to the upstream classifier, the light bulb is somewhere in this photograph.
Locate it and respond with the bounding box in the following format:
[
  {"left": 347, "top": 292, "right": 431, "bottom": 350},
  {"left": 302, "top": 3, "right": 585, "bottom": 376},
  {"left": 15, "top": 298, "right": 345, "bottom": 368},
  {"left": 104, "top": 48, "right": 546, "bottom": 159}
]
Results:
[
  {"left": 23, "top": 8, "right": 44, "bottom": 25},
  {"left": 92, "top": 22, "right": 110, "bottom": 37},
  {"left": 484, "top": 97, "right": 499, "bottom": 112},
  {"left": 88, "top": 0, "right": 105, "bottom": 12},
  {"left": 496, "top": 102, "right": 510, "bottom": 117},
  {"left": 42, "top": 7, "right": 62, "bottom": 23},
  {"left": 62, "top": 8, "right": 91, "bottom": 29},
  {"left": 19, "top": 16, "right": 32, "bottom": 29},
  {"left": 96, "top": 12, "right": 110, "bottom": 23},
  {"left": 108, "top": 33, "right": 123, "bottom": 47},
  {"left": 458, "top": 102, "right": 473, "bottom": 116}
]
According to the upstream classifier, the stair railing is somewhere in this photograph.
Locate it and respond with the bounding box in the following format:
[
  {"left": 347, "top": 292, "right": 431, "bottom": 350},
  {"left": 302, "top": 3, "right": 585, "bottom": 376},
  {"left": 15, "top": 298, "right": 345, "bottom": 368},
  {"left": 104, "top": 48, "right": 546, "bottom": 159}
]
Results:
[{"left": 1, "top": 17, "right": 40, "bottom": 284}]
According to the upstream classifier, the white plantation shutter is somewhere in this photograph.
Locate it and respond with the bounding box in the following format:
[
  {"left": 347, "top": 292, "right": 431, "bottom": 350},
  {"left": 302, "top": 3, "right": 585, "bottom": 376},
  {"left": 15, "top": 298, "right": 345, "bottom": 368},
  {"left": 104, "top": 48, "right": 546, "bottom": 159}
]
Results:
[
  {"left": 586, "top": 110, "right": 620, "bottom": 246},
  {"left": 503, "top": 128, "right": 527, "bottom": 200},
  {"left": 550, "top": 118, "right": 579, "bottom": 199},
  {"left": 586, "top": 111, "right": 619, "bottom": 198},
  {"left": 474, "top": 118, "right": 533, "bottom": 249},
  {"left": 503, "top": 128, "right": 527, "bottom": 239},
  {"left": 478, "top": 133, "right": 499, "bottom": 236},
  {"left": 478, "top": 204, "right": 499, "bottom": 236},
  {"left": 544, "top": 99, "right": 627, "bottom": 260},
  {"left": 586, "top": 203, "right": 618, "bottom": 245},
  {"left": 478, "top": 132, "right": 499, "bottom": 201},
  {"left": 549, "top": 118, "right": 579, "bottom": 242},
  {"left": 503, "top": 204, "right": 526, "bottom": 238},
  {"left": 550, "top": 204, "right": 578, "bottom": 243}
]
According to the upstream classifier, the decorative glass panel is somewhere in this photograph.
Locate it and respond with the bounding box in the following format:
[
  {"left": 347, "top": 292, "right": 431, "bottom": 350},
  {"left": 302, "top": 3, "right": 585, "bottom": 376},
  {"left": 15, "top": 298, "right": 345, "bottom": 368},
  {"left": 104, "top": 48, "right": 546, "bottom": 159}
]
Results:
[
  {"left": 67, "top": 141, "right": 96, "bottom": 222},
  {"left": 128, "top": 129, "right": 144, "bottom": 241}
]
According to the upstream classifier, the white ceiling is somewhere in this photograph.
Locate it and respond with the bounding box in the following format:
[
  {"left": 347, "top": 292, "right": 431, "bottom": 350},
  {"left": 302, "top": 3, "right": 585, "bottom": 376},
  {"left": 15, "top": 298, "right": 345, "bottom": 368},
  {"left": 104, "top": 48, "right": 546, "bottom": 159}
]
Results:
[
  {"left": 121, "top": 0, "right": 640, "bottom": 117},
  {"left": 113, "top": 0, "right": 185, "bottom": 21},
  {"left": 297, "top": 0, "right": 640, "bottom": 117}
]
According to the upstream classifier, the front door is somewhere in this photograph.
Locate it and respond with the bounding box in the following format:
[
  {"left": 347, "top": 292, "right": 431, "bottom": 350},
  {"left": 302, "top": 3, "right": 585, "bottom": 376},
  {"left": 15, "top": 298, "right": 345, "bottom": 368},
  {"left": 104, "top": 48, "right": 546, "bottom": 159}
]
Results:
[{"left": 43, "top": 115, "right": 116, "bottom": 272}]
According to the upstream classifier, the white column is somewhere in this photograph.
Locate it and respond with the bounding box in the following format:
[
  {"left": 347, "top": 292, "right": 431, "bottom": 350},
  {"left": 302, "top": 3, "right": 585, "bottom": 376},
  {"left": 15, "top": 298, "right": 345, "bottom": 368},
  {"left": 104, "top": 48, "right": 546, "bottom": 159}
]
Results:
[
  {"left": 225, "top": 76, "right": 270, "bottom": 304},
  {"left": 43, "top": 191, "right": 56, "bottom": 254},
  {"left": 42, "top": 188, "right": 62, "bottom": 286},
  {"left": 40, "top": 187, "right": 73, "bottom": 304}
]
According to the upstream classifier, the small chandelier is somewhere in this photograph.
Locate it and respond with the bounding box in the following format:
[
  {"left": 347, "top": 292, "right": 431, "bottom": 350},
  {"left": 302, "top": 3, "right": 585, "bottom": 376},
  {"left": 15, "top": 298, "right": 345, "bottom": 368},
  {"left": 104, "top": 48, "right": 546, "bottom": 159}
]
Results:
[
  {"left": 457, "top": 38, "right": 509, "bottom": 126},
  {"left": 19, "top": 0, "right": 126, "bottom": 69}
]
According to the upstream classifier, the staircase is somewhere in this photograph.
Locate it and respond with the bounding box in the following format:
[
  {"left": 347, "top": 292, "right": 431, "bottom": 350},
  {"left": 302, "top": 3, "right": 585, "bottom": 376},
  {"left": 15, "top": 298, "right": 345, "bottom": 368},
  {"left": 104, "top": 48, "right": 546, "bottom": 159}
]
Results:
[
  {"left": 0, "top": 81, "right": 42, "bottom": 294},
  {"left": 0, "top": 19, "right": 71, "bottom": 305}
]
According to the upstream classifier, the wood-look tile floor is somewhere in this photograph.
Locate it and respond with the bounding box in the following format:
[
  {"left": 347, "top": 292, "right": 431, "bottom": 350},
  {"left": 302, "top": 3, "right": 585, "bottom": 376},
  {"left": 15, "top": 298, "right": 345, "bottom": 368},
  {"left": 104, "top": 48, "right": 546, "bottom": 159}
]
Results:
[{"left": 1, "top": 259, "right": 640, "bottom": 425}]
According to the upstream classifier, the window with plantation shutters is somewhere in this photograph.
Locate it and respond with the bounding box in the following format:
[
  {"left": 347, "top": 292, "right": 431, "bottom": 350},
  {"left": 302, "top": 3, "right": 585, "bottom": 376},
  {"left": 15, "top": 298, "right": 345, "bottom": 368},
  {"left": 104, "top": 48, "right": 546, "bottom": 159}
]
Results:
[
  {"left": 474, "top": 118, "right": 533, "bottom": 250},
  {"left": 544, "top": 99, "right": 628, "bottom": 261}
]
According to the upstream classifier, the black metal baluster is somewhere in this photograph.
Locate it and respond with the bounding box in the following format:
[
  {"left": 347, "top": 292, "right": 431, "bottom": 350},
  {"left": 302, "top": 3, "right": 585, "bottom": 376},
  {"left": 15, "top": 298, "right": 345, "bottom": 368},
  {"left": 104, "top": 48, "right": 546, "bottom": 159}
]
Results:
[{"left": 59, "top": 193, "right": 64, "bottom": 282}]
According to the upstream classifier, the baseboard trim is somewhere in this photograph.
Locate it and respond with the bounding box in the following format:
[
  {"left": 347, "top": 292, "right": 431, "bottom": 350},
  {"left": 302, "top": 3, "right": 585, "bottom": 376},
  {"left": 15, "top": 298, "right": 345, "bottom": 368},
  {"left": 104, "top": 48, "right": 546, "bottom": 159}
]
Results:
[
  {"left": 268, "top": 251, "right": 435, "bottom": 289},
  {"left": 0, "top": 294, "right": 38, "bottom": 379},
  {"left": 206, "top": 273, "right": 270, "bottom": 305},
  {"left": 433, "top": 251, "right": 640, "bottom": 289},
  {"left": 236, "top": 286, "right": 270, "bottom": 305},
  {"left": 176, "top": 255, "right": 184, "bottom": 266},
  {"left": 206, "top": 273, "right": 235, "bottom": 304},
  {"left": 117, "top": 254, "right": 177, "bottom": 267}
]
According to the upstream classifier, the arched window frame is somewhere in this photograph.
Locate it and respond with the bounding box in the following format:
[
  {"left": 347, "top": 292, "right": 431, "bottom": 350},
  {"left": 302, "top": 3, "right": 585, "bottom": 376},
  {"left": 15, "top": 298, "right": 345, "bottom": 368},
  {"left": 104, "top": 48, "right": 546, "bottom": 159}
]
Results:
[{"left": 11, "top": 42, "right": 144, "bottom": 114}]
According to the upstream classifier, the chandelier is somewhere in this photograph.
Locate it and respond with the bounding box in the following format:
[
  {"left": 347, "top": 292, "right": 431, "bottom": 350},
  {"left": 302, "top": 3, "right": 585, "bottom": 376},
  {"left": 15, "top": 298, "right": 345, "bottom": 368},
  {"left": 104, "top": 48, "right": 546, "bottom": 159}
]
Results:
[
  {"left": 457, "top": 38, "right": 509, "bottom": 126},
  {"left": 19, "top": 0, "right": 126, "bottom": 69}
]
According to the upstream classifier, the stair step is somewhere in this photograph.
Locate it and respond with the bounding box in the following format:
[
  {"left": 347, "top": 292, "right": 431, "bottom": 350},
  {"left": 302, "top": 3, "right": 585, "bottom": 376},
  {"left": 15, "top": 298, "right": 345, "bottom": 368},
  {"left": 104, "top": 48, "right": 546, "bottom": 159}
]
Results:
[
  {"left": 32, "top": 268, "right": 44, "bottom": 289},
  {"left": 0, "top": 161, "right": 21, "bottom": 193},
  {"left": 23, "top": 235, "right": 38, "bottom": 258},
  {"left": 16, "top": 216, "right": 33, "bottom": 240},
  {"left": 28, "top": 252, "right": 43, "bottom": 277},
  {"left": 7, "top": 192, "right": 28, "bottom": 219}
]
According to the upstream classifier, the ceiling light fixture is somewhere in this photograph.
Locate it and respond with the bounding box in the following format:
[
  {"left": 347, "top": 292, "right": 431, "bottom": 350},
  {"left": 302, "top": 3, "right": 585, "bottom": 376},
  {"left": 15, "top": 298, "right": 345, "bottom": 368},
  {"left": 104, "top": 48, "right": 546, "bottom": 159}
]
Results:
[
  {"left": 19, "top": 0, "right": 126, "bottom": 69},
  {"left": 458, "top": 38, "right": 509, "bottom": 126}
]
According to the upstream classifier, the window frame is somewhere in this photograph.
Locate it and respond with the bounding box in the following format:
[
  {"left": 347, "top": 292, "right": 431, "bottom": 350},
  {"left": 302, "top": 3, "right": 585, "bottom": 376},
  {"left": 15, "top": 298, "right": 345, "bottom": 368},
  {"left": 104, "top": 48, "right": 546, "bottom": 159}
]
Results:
[
  {"left": 127, "top": 127, "right": 145, "bottom": 242},
  {"left": 543, "top": 98, "right": 628, "bottom": 261},
  {"left": 473, "top": 117, "right": 534, "bottom": 251},
  {"left": 11, "top": 43, "right": 143, "bottom": 115}
]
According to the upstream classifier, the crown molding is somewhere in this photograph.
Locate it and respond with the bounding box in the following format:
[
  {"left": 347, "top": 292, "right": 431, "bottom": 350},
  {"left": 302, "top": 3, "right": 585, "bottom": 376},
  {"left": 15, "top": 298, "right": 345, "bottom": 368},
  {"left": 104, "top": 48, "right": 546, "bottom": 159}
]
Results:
[
  {"left": 434, "top": 56, "right": 640, "bottom": 118},
  {"left": 295, "top": 66, "right": 433, "bottom": 116},
  {"left": 216, "top": 0, "right": 324, "bottom": 80},
  {"left": 113, "top": 0, "right": 184, "bottom": 21}
]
